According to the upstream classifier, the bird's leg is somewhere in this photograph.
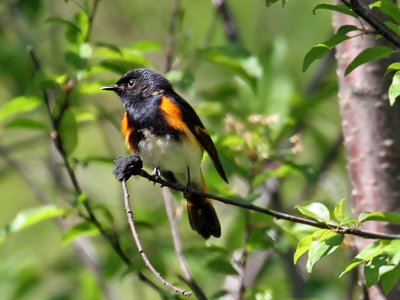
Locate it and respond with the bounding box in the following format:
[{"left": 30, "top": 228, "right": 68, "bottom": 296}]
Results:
[
  {"left": 183, "top": 167, "right": 193, "bottom": 199},
  {"left": 113, "top": 154, "right": 143, "bottom": 181}
]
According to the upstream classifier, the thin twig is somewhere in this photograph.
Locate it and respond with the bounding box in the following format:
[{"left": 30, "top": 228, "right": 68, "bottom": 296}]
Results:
[
  {"left": 341, "top": 0, "right": 400, "bottom": 48},
  {"left": 211, "top": 0, "right": 240, "bottom": 43},
  {"left": 165, "top": 0, "right": 181, "bottom": 73},
  {"left": 121, "top": 181, "right": 192, "bottom": 297},
  {"left": 136, "top": 169, "right": 400, "bottom": 240},
  {"left": 85, "top": 0, "right": 101, "bottom": 42},
  {"left": 162, "top": 189, "right": 207, "bottom": 300}
]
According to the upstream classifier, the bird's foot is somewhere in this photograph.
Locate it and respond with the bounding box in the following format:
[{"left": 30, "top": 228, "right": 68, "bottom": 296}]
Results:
[{"left": 183, "top": 168, "right": 193, "bottom": 199}]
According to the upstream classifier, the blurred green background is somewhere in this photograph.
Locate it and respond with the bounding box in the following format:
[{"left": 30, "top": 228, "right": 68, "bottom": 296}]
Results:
[{"left": 0, "top": 0, "right": 350, "bottom": 299}]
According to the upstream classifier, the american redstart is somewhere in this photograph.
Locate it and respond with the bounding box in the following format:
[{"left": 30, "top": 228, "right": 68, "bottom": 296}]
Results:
[{"left": 102, "top": 68, "right": 228, "bottom": 239}]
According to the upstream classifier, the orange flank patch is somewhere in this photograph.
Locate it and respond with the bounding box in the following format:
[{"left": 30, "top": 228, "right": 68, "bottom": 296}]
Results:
[
  {"left": 160, "top": 96, "right": 200, "bottom": 147},
  {"left": 121, "top": 112, "right": 136, "bottom": 152}
]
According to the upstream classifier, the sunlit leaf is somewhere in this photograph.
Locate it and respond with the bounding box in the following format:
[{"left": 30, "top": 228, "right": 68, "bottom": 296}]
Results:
[
  {"left": 303, "top": 25, "right": 359, "bottom": 72},
  {"left": 313, "top": 3, "right": 358, "bottom": 17},
  {"left": 4, "top": 118, "right": 47, "bottom": 130},
  {"left": 340, "top": 258, "right": 364, "bottom": 277},
  {"left": 0, "top": 205, "right": 65, "bottom": 244},
  {"left": 359, "top": 211, "right": 400, "bottom": 224},
  {"left": 340, "top": 241, "right": 384, "bottom": 276},
  {"left": 294, "top": 235, "right": 313, "bottom": 264},
  {"left": 334, "top": 198, "right": 346, "bottom": 222},
  {"left": 307, "top": 233, "right": 344, "bottom": 272},
  {"left": 370, "top": 0, "right": 400, "bottom": 24},
  {"left": 386, "top": 62, "right": 400, "bottom": 73},
  {"left": 345, "top": 46, "right": 398, "bottom": 75},
  {"left": 389, "top": 70, "right": 400, "bottom": 105},
  {"left": 127, "top": 41, "right": 162, "bottom": 52},
  {"left": 295, "top": 202, "right": 330, "bottom": 223},
  {"left": 0, "top": 96, "right": 42, "bottom": 122}
]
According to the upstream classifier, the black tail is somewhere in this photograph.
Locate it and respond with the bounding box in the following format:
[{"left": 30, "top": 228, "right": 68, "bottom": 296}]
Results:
[{"left": 187, "top": 195, "right": 221, "bottom": 239}]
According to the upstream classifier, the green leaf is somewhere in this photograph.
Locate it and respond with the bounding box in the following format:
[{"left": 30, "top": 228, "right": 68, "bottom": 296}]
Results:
[
  {"left": 59, "top": 109, "right": 78, "bottom": 155},
  {"left": 127, "top": 41, "right": 162, "bottom": 52},
  {"left": 303, "top": 25, "right": 358, "bottom": 72},
  {"left": 340, "top": 258, "right": 364, "bottom": 277},
  {"left": 77, "top": 82, "right": 107, "bottom": 94},
  {"left": 307, "top": 233, "right": 344, "bottom": 272},
  {"left": 381, "top": 263, "right": 400, "bottom": 293},
  {"left": 295, "top": 202, "right": 330, "bottom": 223},
  {"left": 0, "top": 96, "right": 42, "bottom": 122},
  {"left": 387, "top": 62, "right": 400, "bottom": 73},
  {"left": 99, "top": 59, "right": 144, "bottom": 74},
  {"left": 313, "top": 3, "right": 358, "bottom": 18},
  {"left": 0, "top": 205, "right": 65, "bottom": 244},
  {"left": 199, "top": 46, "right": 262, "bottom": 90},
  {"left": 294, "top": 235, "right": 313, "bottom": 264},
  {"left": 334, "top": 198, "right": 346, "bottom": 222},
  {"left": 65, "top": 51, "right": 88, "bottom": 70},
  {"left": 365, "top": 253, "right": 388, "bottom": 288},
  {"left": 46, "top": 17, "right": 81, "bottom": 33},
  {"left": 206, "top": 257, "right": 237, "bottom": 275},
  {"left": 340, "top": 241, "right": 384, "bottom": 277},
  {"left": 265, "top": 0, "right": 285, "bottom": 7},
  {"left": 359, "top": 211, "right": 400, "bottom": 224},
  {"left": 62, "top": 221, "right": 99, "bottom": 245},
  {"left": 389, "top": 70, "right": 400, "bottom": 105},
  {"left": 370, "top": 0, "right": 400, "bottom": 24},
  {"left": 345, "top": 46, "right": 398, "bottom": 75},
  {"left": 4, "top": 118, "right": 47, "bottom": 130}
]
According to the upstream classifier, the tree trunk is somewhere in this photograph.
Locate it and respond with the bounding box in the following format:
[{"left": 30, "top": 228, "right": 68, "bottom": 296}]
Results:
[{"left": 332, "top": 0, "right": 400, "bottom": 299}]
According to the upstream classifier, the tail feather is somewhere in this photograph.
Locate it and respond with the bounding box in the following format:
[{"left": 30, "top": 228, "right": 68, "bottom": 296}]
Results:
[{"left": 187, "top": 196, "right": 221, "bottom": 239}]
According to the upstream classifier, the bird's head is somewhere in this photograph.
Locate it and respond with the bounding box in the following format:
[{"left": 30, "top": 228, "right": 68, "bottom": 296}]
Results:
[{"left": 101, "top": 68, "right": 172, "bottom": 103}]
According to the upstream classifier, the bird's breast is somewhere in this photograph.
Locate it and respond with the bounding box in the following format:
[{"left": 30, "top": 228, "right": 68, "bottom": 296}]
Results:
[{"left": 138, "top": 129, "right": 203, "bottom": 184}]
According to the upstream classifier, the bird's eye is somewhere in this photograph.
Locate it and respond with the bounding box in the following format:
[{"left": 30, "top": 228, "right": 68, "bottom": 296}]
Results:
[{"left": 128, "top": 80, "right": 135, "bottom": 87}]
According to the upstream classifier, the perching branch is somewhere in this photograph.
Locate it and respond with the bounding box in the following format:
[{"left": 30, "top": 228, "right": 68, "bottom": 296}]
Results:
[
  {"left": 133, "top": 169, "right": 400, "bottom": 240},
  {"left": 121, "top": 181, "right": 192, "bottom": 297},
  {"left": 341, "top": 0, "right": 400, "bottom": 48}
]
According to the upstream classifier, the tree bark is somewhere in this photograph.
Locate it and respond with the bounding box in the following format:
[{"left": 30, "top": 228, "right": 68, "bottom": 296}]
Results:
[{"left": 332, "top": 1, "right": 400, "bottom": 299}]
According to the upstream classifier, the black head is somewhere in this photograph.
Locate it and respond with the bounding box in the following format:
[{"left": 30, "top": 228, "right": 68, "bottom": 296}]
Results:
[{"left": 101, "top": 68, "right": 172, "bottom": 103}]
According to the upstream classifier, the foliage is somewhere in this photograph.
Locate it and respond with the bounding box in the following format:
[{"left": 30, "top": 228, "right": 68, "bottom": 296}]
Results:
[{"left": 1, "top": 0, "right": 399, "bottom": 299}]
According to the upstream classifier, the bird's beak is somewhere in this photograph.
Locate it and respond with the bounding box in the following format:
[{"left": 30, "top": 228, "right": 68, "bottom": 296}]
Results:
[{"left": 101, "top": 84, "right": 120, "bottom": 92}]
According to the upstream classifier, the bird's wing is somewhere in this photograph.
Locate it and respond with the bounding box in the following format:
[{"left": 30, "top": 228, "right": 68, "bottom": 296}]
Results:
[{"left": 160, "top": 94, "right": 228, "bottom": 183}]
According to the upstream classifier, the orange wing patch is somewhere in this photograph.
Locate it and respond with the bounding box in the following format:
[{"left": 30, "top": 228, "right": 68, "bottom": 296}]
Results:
[
  {"left": 121, "top": 112, "right": 136, "bottom": 152},
  {"left": 160, "top": 96, "right": 200, "bottom": 148}
]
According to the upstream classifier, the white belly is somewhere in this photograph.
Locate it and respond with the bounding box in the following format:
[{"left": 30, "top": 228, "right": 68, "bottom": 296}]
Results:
[{"left": 138, "top": 129, "right": 203, "bottom": 185}]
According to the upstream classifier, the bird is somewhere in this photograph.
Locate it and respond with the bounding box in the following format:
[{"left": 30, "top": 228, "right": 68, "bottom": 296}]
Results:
[{"left": 102, "top": 68, "right": 228, "bottom": 239}]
